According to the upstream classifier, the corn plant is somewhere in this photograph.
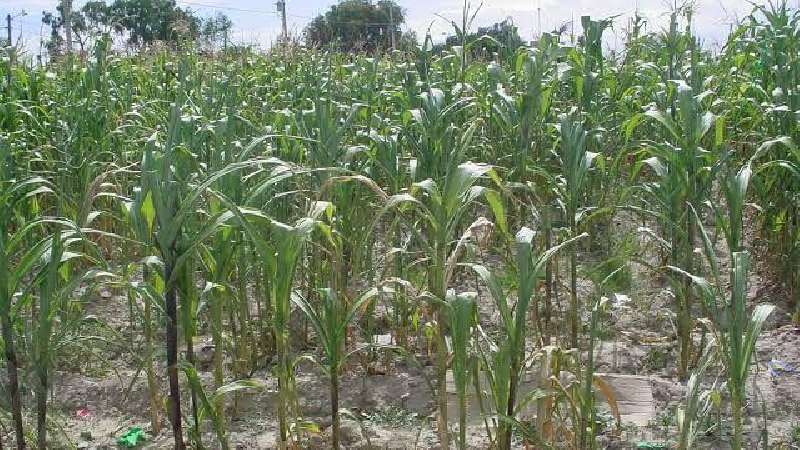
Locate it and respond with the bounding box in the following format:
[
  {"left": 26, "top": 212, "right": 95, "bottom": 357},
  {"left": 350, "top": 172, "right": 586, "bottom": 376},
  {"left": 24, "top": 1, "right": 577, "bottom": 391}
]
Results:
[
  {"left": 674, "top": 250, "right": 773, "bottom": 450},
  {"left": 121, "top": 178, "right": 168, "bottom": 437},
  {"left": 445, "top": 291, "right": 477, "bottom": 450},
  {"left": 0, "top": 157, "right": 53, "bottom": 449},
  {"left": 372, "top": 161, "right": 502, "bottom": 448},
  {"left": 490, "top": 45, "right": 554, "bottom": 191},
  {"left": 179, "top": 362, "right": 265, "bottom": 450},
  {"left": 292, "top": 287, "right": 377, "bottom": 449},
  {"left": 27, "top": 221, "right": 109, "bottom": 449},
  {"left": 137, "top": 88, "right": 264, "bottom": 448},
  {"left": 748, "top": 135, "right": 800, "bottom": 318},
  {"left": 572, "top": 15, "right": 612, "bottom": 120},
  {"left": 123, "top": 263, "right": 163, "bottom": 436},
  {"left": 671, "top": 162, "right": 773, "bottom": 450},
  {"left": 676, "top": 342, "right": 717, "bottom": 450},
  {"left": 407, "top": 88, "right": 475, "bottom": 183},
  {"left": 540, "top": 352, "right": 621, "bottom": 450},
  {"left": 32, "top": 233, "right": 64, "bottom": 450},
  {"left": 557, "top": 115, "right": 597, "bottom": 348},
  {"left": 226, "top": 197, "right": 331, "bottom": 449},
  {"left": 637, "top": 82, "right": 718, "bottom": 379},
  {"left": 469, "top": 227, "right": 586, "bottom": 449},
  {"left": 439, "top": 0, "right": 483, "bottom": 83},
  {"left": 577, "top": 267, "right": 626, "bottom": 449}
]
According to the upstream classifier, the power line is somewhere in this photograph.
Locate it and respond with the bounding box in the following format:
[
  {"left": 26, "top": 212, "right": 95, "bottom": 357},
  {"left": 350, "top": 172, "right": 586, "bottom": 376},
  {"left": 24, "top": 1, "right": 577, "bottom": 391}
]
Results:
[{"left": 176, "top": 1, "right": 278, "bottom": 16}]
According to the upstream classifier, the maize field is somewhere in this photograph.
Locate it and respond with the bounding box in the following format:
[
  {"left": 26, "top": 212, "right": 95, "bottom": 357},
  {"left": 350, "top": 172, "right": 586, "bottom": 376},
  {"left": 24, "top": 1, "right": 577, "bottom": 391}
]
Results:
[{"left": 1, "top": 2, "right": 800, "bottom": 449}]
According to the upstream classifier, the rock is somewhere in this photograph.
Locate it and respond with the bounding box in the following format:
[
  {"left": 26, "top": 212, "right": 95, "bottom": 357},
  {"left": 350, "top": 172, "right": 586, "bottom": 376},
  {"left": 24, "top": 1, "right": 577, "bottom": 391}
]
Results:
[
  {"left": 301, "top": 396, "right": 326, "bottom": 416},
  {"left": 763, "top": 304, "right": 790, "bottom": 330},
  {"left": 651, "top": 377, "right": 682, "bottom": 403},
  {"left": 192, "top": 341, "right": 215, "bottom": 369},
  {"left": 317, "top": 415, "right": 333, "bottom": 430},
  {"left": 596, "top": 435, "right": 625, "bottom": 450},
  {"left": 339, "top": 419, "right": 361, "bottom": 444},
  {"left": 307, "top": 434, "right": 327, "bottom": 448}
]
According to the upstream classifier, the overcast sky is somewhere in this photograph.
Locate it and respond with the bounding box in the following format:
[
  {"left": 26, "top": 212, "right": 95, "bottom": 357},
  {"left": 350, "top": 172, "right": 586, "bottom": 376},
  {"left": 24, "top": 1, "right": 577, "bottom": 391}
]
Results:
[{"left": 2, "top": 0, "right": 765, "bottom": 54}]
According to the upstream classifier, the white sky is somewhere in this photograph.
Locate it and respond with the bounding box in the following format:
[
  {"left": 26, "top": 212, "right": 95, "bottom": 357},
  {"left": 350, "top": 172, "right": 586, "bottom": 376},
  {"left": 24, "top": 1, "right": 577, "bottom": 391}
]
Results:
[{"left": 1, "top": 0, "right": 768, "bottom": 54}]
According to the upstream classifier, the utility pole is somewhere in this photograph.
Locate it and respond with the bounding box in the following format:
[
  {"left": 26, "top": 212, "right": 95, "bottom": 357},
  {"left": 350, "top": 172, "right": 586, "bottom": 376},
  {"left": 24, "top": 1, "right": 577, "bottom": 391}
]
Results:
[
  {"left": 537, "top": 5, "right": 541, "bottom": 39},
  {"left": 389, "top": 5, "right": 396, "bottom": 51},
  {"left": 5, "top": 14, "right": 11, "bottom": 90},
  {"left": 570, "top": 12, "right": 574, "bottom": 44},
  {"left": 63, "top": 0, "right": 73, "bottom": 55},
  {"left": 277, "top": 0, "right": 288, "bottom": 45}
]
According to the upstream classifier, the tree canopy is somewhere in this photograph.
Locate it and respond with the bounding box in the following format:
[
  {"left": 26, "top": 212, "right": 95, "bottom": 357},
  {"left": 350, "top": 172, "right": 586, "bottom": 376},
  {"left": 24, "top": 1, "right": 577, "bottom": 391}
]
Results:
[
  {"left": 42, "top": 0, "right": 231, "bottom": 56},
  {"left": 304, "top": 0, "right": 408, "bottom": 52},
  {"left": 440, "top": 18, "right": 525, "bottom": 57}
]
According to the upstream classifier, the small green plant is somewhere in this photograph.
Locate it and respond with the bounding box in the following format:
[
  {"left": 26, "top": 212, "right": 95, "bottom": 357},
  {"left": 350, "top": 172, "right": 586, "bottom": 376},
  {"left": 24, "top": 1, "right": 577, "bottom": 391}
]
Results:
[
  {"left": 642, "top": 347, "right": 669, "bottom": 372},
  {"left": 371, "top": 160, "right": 503, "bottom": 449},
  {"left": 790, "top": 423, "right": 800, "bottom": 444},
  {"left": 361, "top": 406, "right": 424, "bottom": 429},
  {"left": 293, "top": 287, "right": 377, "bottom": 449},
  {"left": 446, "top": 291, "right": 477, "bottom": 450}
]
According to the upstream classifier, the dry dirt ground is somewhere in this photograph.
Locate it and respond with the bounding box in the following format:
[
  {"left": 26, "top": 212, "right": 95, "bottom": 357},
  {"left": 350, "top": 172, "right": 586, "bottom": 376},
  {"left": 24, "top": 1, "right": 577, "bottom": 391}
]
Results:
[{"left": 5, "top": 224, "right": 800, "bottom": 449}]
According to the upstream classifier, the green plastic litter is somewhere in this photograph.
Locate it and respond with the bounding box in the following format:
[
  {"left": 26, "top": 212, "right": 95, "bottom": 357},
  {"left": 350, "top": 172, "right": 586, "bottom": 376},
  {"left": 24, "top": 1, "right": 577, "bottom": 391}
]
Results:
[
  {"left": 635, "top": 442, "right": 669, "bottom": 450},
  {"left": 117, "top": 427, "right": 146, "bottom": 448}
]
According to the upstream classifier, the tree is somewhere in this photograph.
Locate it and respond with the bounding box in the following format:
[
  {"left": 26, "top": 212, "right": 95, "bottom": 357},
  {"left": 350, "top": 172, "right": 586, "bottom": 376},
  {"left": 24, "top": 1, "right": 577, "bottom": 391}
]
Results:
[
  {"left": 397, "top": 30, "right": 418, "bottom": 51},
  {"left": 200, "top": 12, "right": 233, "bottom": 50},
  {"left": 304, "top": 0, "right": 405, "bottom": 52},
  {"left": 82, "top": 1, "right": 114, "bottom": 34},
  {"left": 42, "top": 11, "right": 66, "bottom": 57},
  {"left": 110, "top": 0, "right": 200, "bottom": 46},
  {"left": 42, "top": 0, "right": 203, "bottom": 55},
  {"left": 439, "top": 17, "right": 525, "bottom": 57},
  {"left": 41, "top": 1, "right": 113, "bottom": 57}
]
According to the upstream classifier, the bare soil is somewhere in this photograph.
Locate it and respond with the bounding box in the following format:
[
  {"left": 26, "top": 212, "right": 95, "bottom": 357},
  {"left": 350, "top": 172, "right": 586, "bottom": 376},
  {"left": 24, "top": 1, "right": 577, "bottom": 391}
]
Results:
[{"left": 10, "top": 220, "right": 800, "bottom": 449}]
